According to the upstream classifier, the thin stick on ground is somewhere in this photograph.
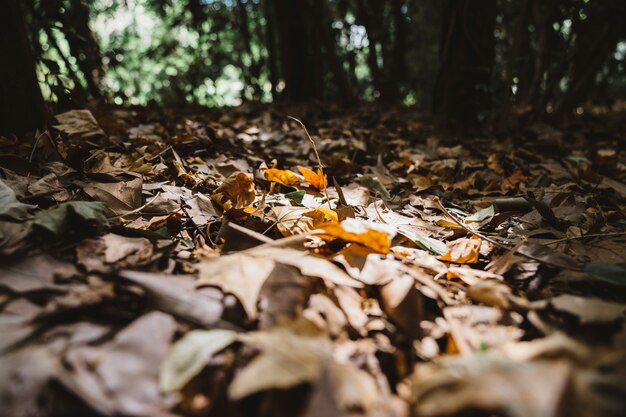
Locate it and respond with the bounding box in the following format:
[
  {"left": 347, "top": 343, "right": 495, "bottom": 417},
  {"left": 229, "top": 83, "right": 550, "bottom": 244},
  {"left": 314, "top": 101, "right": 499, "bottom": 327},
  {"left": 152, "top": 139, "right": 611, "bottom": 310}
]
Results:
[{"left": 288, "top": 116, "right": 332, "bottom": 209}]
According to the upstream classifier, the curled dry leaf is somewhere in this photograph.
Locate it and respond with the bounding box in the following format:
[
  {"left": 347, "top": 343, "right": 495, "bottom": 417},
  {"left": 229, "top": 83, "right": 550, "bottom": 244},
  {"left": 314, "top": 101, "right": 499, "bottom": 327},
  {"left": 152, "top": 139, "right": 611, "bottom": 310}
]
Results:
[{"left": 211, "top": 171, "right": 256, "bottom": 210}]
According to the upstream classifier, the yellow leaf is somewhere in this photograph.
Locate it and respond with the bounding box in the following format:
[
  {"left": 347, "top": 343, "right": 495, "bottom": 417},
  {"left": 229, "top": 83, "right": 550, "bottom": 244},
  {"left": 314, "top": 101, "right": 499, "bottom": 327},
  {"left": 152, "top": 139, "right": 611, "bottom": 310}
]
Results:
[
  {"left": 316, "top": 221, "right": 390, "bottom": 254},
  {"left": 264, "top": 168, "right": 300, "bottom": 186},
  {"left": 297, "top": 166, "right": 328, "bottom": 190},
  {"left": 439, "top": 236, "right": 481, "bottom": 264}
]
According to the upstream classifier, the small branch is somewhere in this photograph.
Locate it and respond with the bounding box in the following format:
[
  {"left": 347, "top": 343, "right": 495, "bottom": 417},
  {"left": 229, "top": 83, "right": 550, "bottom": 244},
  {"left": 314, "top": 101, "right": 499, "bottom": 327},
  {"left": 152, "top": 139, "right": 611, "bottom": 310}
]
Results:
[
  {"left": 179, "top": 197, "right": 210, "bottom": 245},
  {"left": 433, "top": 197, "right": 511, "bottom": 249},
  {"left": 545, "top": 231, "right": 626, "bottom": 245},
  {"left": 288, "top": 116, "right": 332, "bottom": 209}
]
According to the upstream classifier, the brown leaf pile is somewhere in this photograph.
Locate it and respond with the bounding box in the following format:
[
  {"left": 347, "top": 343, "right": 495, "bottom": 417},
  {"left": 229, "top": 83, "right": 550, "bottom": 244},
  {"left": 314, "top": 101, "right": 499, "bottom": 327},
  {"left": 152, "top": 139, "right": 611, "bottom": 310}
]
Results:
[{"left": 1, "top": 105, "right": 626, "bottom": 417}]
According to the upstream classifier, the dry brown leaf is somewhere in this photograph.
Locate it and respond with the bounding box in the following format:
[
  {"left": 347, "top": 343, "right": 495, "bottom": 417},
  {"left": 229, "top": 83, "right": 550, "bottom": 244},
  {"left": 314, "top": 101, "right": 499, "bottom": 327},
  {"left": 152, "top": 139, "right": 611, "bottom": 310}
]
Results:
[
  {"left": 211, "top": 171, "right": 256, "bottom": 210},
  {"left": 196, "top": 253, "right": 276, "bottom": 319}
]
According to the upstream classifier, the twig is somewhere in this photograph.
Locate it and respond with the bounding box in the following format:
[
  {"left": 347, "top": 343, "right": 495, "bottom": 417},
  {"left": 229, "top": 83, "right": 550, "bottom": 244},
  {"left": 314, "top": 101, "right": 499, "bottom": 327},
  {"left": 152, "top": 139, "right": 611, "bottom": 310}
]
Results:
[
  {"left": 29, "top": 131, "right": 49, "bottom": 163},
  {"left": 146, "top": 146, "right": 172, "bottom": 162},
  {"left": 433, "top": 197, "right": 511, "bottom": 249},
  {"left": 545, "top": 231, "right": 626, "bottom": 245},
  {"left": 288, "top": 116, "right": 332, "bottom": 209},
  {"left": 179, "top": 197, "right": 210, "bottom": 244}
]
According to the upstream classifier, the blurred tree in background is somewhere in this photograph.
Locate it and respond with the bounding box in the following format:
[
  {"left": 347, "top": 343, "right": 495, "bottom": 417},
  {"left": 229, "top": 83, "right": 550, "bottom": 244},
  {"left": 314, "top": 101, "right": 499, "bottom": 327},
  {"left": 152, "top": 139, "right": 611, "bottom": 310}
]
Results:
[{"left": 5, "top": 0, "right": 626, "bottom": 132}]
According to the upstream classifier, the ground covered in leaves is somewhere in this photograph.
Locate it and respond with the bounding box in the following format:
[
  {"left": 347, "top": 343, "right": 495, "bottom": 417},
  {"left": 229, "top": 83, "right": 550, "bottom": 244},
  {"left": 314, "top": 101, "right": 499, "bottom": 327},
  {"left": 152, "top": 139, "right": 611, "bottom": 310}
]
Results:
[{"left": 1, "top": 103, "right": 626, "bottom": 417}]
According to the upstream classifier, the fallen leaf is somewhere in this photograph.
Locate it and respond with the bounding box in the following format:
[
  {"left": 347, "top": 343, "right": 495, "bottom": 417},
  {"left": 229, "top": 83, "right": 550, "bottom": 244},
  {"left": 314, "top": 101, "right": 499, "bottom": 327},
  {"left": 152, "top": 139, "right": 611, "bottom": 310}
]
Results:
[
  {"left": 33, "top": 201, "right": 109, "bottom": 237},
  {"left": 160, "top": 329, "right": 237, "bottom": 392},
  {"left": 549, "top": 294, "right": 626, "bottom": 323},
  {"left": 60, "top": 312, "right": 177, "bottom": 417},
  {"left": 211, "top": 172, "right": 256, "bottom": 210},
  {"left": 439, "top": 237, "right": 482, "bottom": 264},
  {"left": 196, "top": 253, "right": 276, "bottom": 319},
  {"left": 466, "top": 280, "right": 512, "bottom": 309},
  {"left": 0, "top": 179, "right": 36, "bottom": 221},
  {"left": 583, "top": 262, "right": 626, "bottom": 286},
  {"left": 228, "top": 318, "right": 329, "bottom": 399},
  {"left": 82, "top": 178, "right": 143, "bottom": 216},
  {"left": 264, "top": 168, "right": 300, "bottom": 186},
  {"left": 410, "top": 355, "right": 572, "bottom": 417},
  {"left": 53, "top": 109, "right": 106, "bottom": 140},
  {"left": 316, "top": 219, "right": 391, "bottom": 254},
  {"left": 298, "top": 166, "right": 328, "bottom": 190},
  {"left": 118, "top": 270, "right": 226, "bottom": 328}
]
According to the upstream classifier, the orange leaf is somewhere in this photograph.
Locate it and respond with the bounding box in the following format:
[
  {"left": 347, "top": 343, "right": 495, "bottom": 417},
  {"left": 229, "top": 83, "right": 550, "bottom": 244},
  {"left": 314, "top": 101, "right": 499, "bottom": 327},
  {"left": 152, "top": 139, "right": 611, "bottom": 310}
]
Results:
[
  {"left": 264, "top": 168, "right": 300, "bottom": 186},
  {"left": 297, "top": 166, "right": 328, "bottom": 190},
  {"left": 439, "top": 237, "right": 481, "bottom": 264},
  {"left": 303, "top": 207, "right": 338, "bottom": 223},
  {"left": 316, "top": 221, "right": 390, "bottom": 254}
]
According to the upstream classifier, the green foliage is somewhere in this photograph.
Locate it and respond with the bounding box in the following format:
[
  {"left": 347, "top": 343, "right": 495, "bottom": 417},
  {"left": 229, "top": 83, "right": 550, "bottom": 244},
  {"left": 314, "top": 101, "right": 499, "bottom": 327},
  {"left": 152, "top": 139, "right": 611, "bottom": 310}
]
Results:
[{"left": 26, "top": 0, "right": 626, "bottom": 110}]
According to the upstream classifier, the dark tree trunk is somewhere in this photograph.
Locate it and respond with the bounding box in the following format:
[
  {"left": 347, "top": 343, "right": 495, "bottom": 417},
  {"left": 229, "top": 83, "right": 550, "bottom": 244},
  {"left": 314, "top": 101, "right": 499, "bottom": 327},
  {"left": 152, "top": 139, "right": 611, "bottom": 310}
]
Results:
[
  {"left": 0, "top": 0, "right": 45, "bottom": 135},
  {"left": 264, "top": 0, "right": 279, "bottom": 101},
  {"left": 388, "top": 0, "right": 407, "bottom": 102},
  {"left": 526, "top": 0, "right": 559, "bottom": 110},
  {"left": 236, "top": 0, "right": 256, "bottom": 101},
  {"left": 63, "top": 0, "right": 105, "bottom": 99},
  {"left": 315, "top": 1, "right": 353, "bottom": 102},
  {"left": 554, "top": 1, "right": 626, "bottom": 118},
  {"left": 508, "top": 0, "right": 534, "bottom": 103},
  {"left": 271, "top": 0, "right": 323, "bottom": 101},
  {"left": 432, "top": 0, "right": 497, "bottom": 129},
  {"left": 356, "top": 0, "right": 385, "bottom": 97}
]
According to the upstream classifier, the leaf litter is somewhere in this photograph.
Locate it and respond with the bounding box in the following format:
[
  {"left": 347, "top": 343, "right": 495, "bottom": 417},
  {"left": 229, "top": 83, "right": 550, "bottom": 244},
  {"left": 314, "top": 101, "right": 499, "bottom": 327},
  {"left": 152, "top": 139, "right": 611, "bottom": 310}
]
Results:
[{"left": 1, "top": 105, "right": 626, "bottom": 417}]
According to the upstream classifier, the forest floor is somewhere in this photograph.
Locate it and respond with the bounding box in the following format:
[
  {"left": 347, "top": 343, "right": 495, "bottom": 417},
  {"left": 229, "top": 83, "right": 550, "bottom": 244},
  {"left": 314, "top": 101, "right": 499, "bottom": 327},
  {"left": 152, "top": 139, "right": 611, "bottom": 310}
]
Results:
[{"left": 1, "top": 103, "right": 626, "bottom": 417}]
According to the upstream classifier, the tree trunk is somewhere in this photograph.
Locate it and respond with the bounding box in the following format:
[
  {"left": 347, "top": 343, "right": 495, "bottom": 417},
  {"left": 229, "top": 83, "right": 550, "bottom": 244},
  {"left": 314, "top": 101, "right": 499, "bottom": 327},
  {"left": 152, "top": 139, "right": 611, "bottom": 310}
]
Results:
[
  {"left": 63, "top": 0, "right": 105, "bottom": 99},
  {"left": 315, "top": 1, "right": 353, "bottom": 102},
  {"left": 356, "top": 0, "right": 384, "bottom": 97},
  {"left": 264, "top": 0, "right": 279, "bottom": 101},
  {"left": 271, "top": 0, "right": 322, "bottom": 101},
  {"left": 508, "top": 0, "right": 534, "bottom": 103},
  {"left": 388, "top": 0, "right": 407, "bottom": 102},
  {"left": 236, "top": 0, "right": 256, "bottom": 101},
  {"left": 554, "top": 1, "right": 626, "bottom": 118},
  {"left": 432, "top": 0, "right": 497, "bottom": 130},
  {"left": 0, "top": 0, "right": 45, "bottom": 135}
]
